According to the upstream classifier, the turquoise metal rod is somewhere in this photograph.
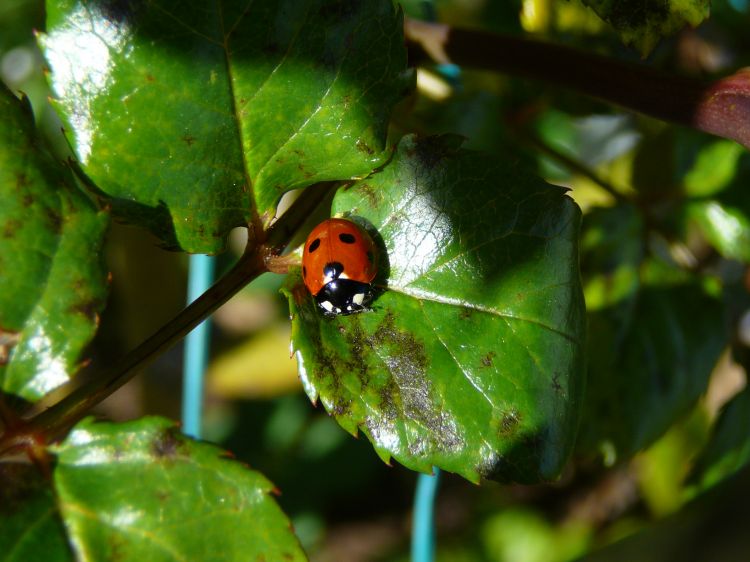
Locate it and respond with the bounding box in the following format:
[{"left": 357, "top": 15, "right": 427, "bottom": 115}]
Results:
[
  {"left": 411, "top": 468, "right": 441, "bottom": 561},
  {"left": 181, "top": 254, "right": 216, "bottom": 439}
]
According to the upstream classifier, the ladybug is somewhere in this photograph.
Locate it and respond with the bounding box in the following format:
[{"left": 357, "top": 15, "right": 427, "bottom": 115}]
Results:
[{"left": 302, "top": 218, "right": 378, "bottom": 316}]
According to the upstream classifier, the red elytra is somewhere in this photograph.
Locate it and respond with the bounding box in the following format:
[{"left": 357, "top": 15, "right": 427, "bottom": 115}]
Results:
[{"left": 302, "top": 218, "right": 377, "bottom": 297}]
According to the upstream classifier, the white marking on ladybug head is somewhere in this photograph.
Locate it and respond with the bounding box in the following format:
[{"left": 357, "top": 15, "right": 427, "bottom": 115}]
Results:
[
  {"left": 352, "top": 292, "right": 365, "bottom": 306},
  {"left": 320, "top": 300, "right": 334, "bottom": 313}
]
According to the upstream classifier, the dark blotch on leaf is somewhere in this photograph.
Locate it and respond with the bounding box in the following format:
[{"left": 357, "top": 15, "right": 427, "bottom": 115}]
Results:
[
  {"left": 481, "top": 351, "right": 496, "bottom": 367},
  {"left": 2, "top": 219, "right": 21, "bottom": 238},
  {"left": 340, "top": 318, "right": 373, "bottom": 387},
  {"left": 151, "top": 428, "right": 182, "bottom": 459},
  {"left": 499, "top": 410, "right": 521, "bottom": 437},
  {"left": 356, "top": 139, "right": 374, "bottom": 155},
  {"left": 69, "top": 298, "right": 102, "bottom": 322},
  {"left": 459, "top": 307, "right": 474, "bottom": 320},
  {"left": 15, "top": 172, "right": 31, "bottom": 189},
  {"left": 45, "top": 209, "right": 62, "bottom": 234}
]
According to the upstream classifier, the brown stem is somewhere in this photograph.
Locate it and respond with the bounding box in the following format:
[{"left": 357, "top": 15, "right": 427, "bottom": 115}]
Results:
[
  {"left": 405, "top": 19, "right": 750, "bottom": 149},
  {"left": 23, "top": 249, "right": 266, "bottom": 443},
  {"left": 0, "top": 181, "right": 339, "bottom": 451}
]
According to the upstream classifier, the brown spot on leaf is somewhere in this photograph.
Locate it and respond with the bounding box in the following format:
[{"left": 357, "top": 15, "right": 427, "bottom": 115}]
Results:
[
  {"left": 357, "top": 183, "right": 380, "bottom": 209},
  {"left": 45, "top": 209, "right": 62, "bottom": 234},
  {"left": 499, "top": 409, "right": 521, "bottom": 438},
  {"left": 459, "top": 307, "right": 473, "bottom": 320},
  {"left": 69, "top": 299, "right": 101, "bottom": 322},
  {"left": 481, "top": 351, "right": 496, "bottom": 367},
  {"left": 151, "top": 428, "right": 183, "bottom": 459},
  {"left": 22, "top": 194, "right": 33, "bottom": 207},
  {"left": 15, "top": 172, "right": 31, "bottom": 189},
  {"left": 356, "top": 139, "right": 374, "bottom": 155},
  {"left": 2, "top": 219, "right": 21, "bottom": 238},
  {"left": 182, "top": 134, "right": 196, "bottom": 147}
]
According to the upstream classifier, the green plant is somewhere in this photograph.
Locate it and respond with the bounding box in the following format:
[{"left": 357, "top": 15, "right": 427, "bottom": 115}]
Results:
[{"left": 2, "top": 0, "right": 750, "bottom": 560}]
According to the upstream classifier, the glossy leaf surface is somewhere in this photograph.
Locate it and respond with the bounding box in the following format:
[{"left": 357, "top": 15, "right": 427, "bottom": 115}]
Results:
[
  {"left": 0, "top": 465, "right": 73, "bottom": 562},
  {"left": 284, "top": 135, "right": 586, "bottom": 483},
  {"left": 0, "top": 84, "right": 108, "bottom": 401},
  {"left": 580, "top": 0, "right": 710, "bottom": 55},
  {"left": 578, "top": 205, "right": 725, "bottom": 460},
  {"left": 53, "top": 417, "right": 306, "bottom": 562},
  {"left": 41, "top": 0, "right": 410, "bottom": 252}
]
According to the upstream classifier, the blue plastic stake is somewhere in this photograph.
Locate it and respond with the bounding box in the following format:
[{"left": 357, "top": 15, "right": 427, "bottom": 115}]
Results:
[
  {"left": 411, "top": 468, "right": 441, "bottom": 562},
  {"left": 181, "top": 254, "right": 216, "bottom": 439}
]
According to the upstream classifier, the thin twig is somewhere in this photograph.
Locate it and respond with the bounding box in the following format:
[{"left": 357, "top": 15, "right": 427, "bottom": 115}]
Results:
[{"left": 405, "top": 19, "right": 750, "bottom": 149}]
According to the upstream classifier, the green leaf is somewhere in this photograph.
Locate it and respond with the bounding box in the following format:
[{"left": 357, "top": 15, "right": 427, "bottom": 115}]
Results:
[
  {"left": 690, "top": 386, "right": 750, "bottom": 492},
  {"left": 578, "top": 206, "right": 726, "bottom": 461},
  {"left": 0, "top": 84, "right": 109, "bottom": 402},
  {"left": 678, "top": 140, "right": 750, "bottom": 263},
  {"left": 41, "top": 0, "right": 411, "bottom": 253},
  {"left": 283, "top": 135, "right": 586, "bottom": 483},
  {"left": 52, "top": 417, "right": 306, "bottom": 562},
  {"left": 0, "top": 464, "right": 73, "bottom": 562},
  {"left": 580, "top": 0, "right": 710, "bottom": 56}
]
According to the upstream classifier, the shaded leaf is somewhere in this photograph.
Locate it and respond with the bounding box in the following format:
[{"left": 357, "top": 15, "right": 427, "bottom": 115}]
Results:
[
  {"left": 284, "top": 134, "right": 585, "bottom": 483},
  {"left": 0, "top": 84, "right": 108, "bottom": 401},
  {"left": 52, "top": 417, "right": 306, "bottom": 562},
  {"left": 578, "top": 205, "right": 726, "bottom": 460},
  {"left": 0, "top": 464, "right": 73, "bottom": 562},
  {"left": 580, "top": 0, "right": 710, "bottom": 56},
  {"left": 42, "top": 0, "right": 411, "bottom": 252},
  {"left": 690, "top": 386, "right": 750, "bottom": 492}
]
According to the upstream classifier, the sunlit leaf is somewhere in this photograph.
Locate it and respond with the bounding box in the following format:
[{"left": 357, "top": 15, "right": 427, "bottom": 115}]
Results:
[
  {"left": 53, "top": 417, "right": 306, "bottom": 562},
  {"left": 0, "top": 84, "right": 108, "bottom": 401},
  {"left": 284, "top": 134, "right": 585, "bottom": 483},
  {"left": 41, "top": 0, "right": 411, "bottom": 252}
]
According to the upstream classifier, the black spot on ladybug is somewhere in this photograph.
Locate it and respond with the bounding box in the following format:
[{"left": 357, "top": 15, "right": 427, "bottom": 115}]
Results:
[
  {"left": 366, "top": 251, "right": 374, "bottom": 264},
  {"left": 302, "top": 266, "right": 307, "bottom": 279},
  {"left": 338, "top": 233, "right": 356, "bottom": 244},
  {"left": 308, "top": 238, "right": 320, "bottom": 253},
  {"left": 323, "top": 261, "right": 344, "bottom": 280}
]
